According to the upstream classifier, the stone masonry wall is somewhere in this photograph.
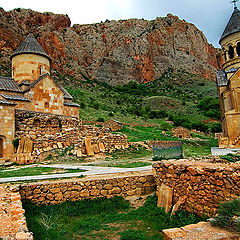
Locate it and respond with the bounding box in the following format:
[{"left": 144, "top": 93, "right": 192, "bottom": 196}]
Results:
[
  {"left": 153, "top": 160, "right": 240, "bottom": 217},
  {"left": 0, "top": 185, "right": 33, "bottom": 240},
  {"left": 0, "top": 103, "right": 15, "bottom": 159},
  {"left": 14, "top": 110, "right": 128, "bottom": 163},
  {"left": 19, "top": 171, "right": 155, "bottom": 205}
]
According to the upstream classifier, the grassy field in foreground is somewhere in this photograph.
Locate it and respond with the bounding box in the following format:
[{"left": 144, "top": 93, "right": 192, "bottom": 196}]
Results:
[
  {"left": 23, "top": 195, "right": 204, "bottom": 240},
  {"left": 0, "top": 167, "right": 85, "bottom": 178}
]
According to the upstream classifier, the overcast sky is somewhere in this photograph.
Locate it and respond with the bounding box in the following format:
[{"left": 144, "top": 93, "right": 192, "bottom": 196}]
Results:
[{"left": 0, "top": 0, "right": 237, "bottom": 48}]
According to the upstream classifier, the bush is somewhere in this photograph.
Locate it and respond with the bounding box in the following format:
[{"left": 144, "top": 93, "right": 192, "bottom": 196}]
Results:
[
  {"left": 160, "top": 122, "right": 173, "bottom": 131},
  {"left": 96, "top": 117, "right": 105, "bottom": 122},
  {"left": 211, "top": 199, "right": 240, "bottom": 232},
  {"left": 221, "top": 153, "right": 240, "bottom": 163},
  {"left": 197, "top": 96, "right": 220, "bottom": 119},
  {"left": 211, "top": 122, "right": 222, "bottom": 133}
]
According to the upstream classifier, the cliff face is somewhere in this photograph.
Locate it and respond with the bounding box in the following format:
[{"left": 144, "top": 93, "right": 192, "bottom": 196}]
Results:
[{"left": 0, "top": 8, "right": 220, "bottom": 85}]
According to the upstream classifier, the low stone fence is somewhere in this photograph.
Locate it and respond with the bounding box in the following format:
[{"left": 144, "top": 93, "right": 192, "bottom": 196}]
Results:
[
  {"left": 153, "top": 160, "right": 240, "bottom": 216},
  {"left": 19, "top": 171, "right": 156, "bottom": 205}
]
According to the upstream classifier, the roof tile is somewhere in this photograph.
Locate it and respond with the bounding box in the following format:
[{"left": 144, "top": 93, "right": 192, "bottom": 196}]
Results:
[
  {"left": 0, "top": 76, "right": 22, "bottom": 92},
  {"left": 10, "top": 34, "right": 51, "bottom": 61}
]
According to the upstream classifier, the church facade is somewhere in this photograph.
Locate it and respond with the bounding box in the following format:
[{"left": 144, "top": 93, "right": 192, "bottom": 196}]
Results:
[
  {"left": 0, "top": 35, "right": 79, "bottom": 160},
  {"left": 217, "top": 6, "right": 240, "bottom": 148}
]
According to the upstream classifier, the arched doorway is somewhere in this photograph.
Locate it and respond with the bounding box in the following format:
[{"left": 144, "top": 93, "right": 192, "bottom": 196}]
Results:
[{"left": 0, "top": 138, "right": 3, "bottom": 158}]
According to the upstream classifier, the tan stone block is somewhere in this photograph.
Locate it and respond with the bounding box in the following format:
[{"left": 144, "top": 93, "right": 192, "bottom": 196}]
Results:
[
  {"left": 157, "top": 183, "right": 173, "bottom": 212},
  {"left": 77, "top": 149, "right": 82, "bottom": 157},
  {"left": 85, "top": 137, "right": 94, "bottom": 156},
  {"left": 99, "top": 142, "right": 105, "bottom": 152},
  {"left": 162, "top": 228, "right": 186, "bottom": 240},
  {"left": 17, "top": 139, "right": 25, "bottom": 154},
  {"left": 109, "top": 187, "right": 121, "bottom": 194},
  {"left": 93, "top": 144, "right": 100, "bottom": 153},
  {"left": 57, "top": 142, "right": 63, "bottom": 148},
  {"left": 91, "top": 189, "right": 100, "bottom": 196}
]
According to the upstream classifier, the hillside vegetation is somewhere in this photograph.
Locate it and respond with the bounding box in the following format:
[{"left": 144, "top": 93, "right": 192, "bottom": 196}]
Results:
[{"left": 62, "top": 68, "right": 221, "bottom": 134}]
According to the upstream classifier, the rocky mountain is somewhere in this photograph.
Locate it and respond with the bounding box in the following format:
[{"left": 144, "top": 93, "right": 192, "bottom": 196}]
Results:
[{"left": 0, "top": 7, "right": 220, "bottom": 85}]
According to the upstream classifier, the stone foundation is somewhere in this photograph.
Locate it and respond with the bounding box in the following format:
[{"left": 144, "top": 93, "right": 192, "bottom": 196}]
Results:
[{"left": 153, "top": 159, "right": 240, "bottom": 216}]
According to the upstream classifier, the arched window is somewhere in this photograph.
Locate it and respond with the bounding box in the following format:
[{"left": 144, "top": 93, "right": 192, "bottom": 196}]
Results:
[
  {"left": 228, "top": 45, "right": 235, "bottom": 59},
  {"left": 237, "top": 42, "right": 240, "bottom": 56}
]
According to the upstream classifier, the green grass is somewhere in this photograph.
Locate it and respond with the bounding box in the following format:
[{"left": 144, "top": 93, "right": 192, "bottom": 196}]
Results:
[
  {"left": 90, "top": 161, "right": 152, "bottom": 168},
  {"left": 115, "top": 126, "right": 218, "bottom": 158},
  {"left": 23, "top": 195, "right": 204, "bottom": 240},
  {"left": 220, "top": 153, "right": 240, "bottom": 163},
  {"left": 110, "top": 145, "right": 153, "bottom": 160},
  {"left": 183, "top": 137, "right": 218, "bottom": 157},
  {"left": 0, "top": 167, "right": 85, "bottom": 178},
  {"left": 211, "top": 199, "right": 240, "bottom": 233},
  {"left": 116, "top": 126, "right": 177, "bottom": 142}
]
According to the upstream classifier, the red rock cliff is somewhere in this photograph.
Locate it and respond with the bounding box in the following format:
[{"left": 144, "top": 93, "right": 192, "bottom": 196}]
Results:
[{"left": 0, "top": 8, "right": 219, "bottom": 85}]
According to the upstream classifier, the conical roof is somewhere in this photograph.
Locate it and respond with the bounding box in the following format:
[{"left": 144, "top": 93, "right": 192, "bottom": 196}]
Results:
[
  {"left": 10, "top": 34, "right": 51, "bottom": 61},
  {"left": 220, "top": 7, "right": 240, "bottom": 43}
]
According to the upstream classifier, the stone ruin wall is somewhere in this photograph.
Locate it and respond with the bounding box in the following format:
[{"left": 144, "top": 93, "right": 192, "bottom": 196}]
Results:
[
  {"left": 13, "top": 110, "right": 128, "bottom": 164},
  {"left": 153, "top": 159, "right": 240, "bottom": 217},
  {"left": 0, "top": 185, "right": 33, "bottom": 240},
  {"left": 19, "top": 171, "right": 155, "bottom": 205}
]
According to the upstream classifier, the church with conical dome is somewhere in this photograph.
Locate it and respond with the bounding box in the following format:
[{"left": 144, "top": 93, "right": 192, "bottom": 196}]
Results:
[
  {"left": 0, "top": 35, "right": 80, "bottom": 161},
  {"left": 217, "top": 5, "right": 240, "bottom": 148}
]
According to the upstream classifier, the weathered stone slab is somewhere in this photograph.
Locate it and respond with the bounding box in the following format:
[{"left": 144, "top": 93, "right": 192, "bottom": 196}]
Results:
[
  {"left": 85, "top": 137, "right": 94, "bottom": 156},
  {"left": 57, "top": 142, "right": 63, "bottom": 148},
  {"left": 17, "top": 139, "right": 25, "bottom": 154},
  {"left": 93, "top": 144, "right": 100, "bottom": 154},
  {"left": 162, "top": 222, "right": 240, "bottom": 240},
  {"left": 99, "top": 142, "right": 105, "bottom": 152},
  {"left": 77, "top": 149, "right": 82, "bottom": 157},
  {"left": 157, "top": 183, "right": 173, "bottom": 212}
]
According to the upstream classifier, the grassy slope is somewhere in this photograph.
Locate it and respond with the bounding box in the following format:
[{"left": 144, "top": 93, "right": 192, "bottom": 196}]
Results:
[{"left": 62, "top": 68, "right": 218, "bottom": 125}]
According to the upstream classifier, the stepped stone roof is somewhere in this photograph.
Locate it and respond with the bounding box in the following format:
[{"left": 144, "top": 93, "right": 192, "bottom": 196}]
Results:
[
  {"left": 0, "top": 99, "right": 16, "bottom": 105},
  {"left": 0, "top": 76, "right": 22, "bottom": 92},
  {"left": 19, "top": 80, "right": 31, "bottom": 86},
  {"left": 10, "top": 34, "right": 51, "bottom": 61},
  {"left": 64, "top": 101, "right": 79, "bottom": 107},
  {"left": 0, "top": 94, "right": 30, "bottom": 102},
  {"left": 220, "top": 7, "right": 240, "bottom": 42}
]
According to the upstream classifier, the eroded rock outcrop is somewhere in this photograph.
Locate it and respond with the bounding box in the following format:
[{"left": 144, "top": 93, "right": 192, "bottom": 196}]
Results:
[{"left": 0, "top": 8, "right": 220, "bottom": 85}]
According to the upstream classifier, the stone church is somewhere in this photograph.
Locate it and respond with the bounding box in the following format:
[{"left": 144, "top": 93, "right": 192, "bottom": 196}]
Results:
[
  {"left": 0, "top": 35, "right": 128, "bottom": 163},
  {"left": 0, "top": 35, "right": 80, "bottom": 161},
  {"left": 217, "top": 6, "right": 240, "bottom": 148}
]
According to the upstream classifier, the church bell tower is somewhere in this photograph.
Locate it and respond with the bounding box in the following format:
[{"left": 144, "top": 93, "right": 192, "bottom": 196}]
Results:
[{"left": 217, "top": 2, "right": 240, "bottom": 148}]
